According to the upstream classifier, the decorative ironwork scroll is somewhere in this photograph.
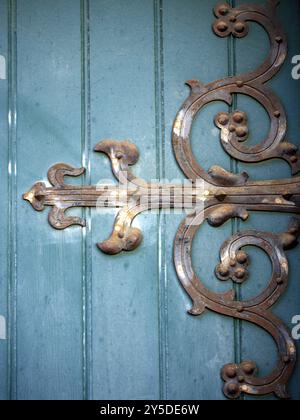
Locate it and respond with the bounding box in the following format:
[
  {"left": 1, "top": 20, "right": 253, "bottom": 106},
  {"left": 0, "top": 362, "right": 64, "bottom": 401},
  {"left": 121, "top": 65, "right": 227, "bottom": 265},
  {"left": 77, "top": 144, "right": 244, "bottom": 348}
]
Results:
[{"left": 23, "top": 0, "right": 300, "bottom": 399}]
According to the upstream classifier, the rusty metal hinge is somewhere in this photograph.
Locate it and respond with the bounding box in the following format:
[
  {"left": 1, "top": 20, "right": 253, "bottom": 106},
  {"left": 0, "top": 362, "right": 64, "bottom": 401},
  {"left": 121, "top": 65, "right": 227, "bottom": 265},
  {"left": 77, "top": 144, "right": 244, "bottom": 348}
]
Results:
[{"left": 23, "top": 0, "right": 300, "bottom": 399}]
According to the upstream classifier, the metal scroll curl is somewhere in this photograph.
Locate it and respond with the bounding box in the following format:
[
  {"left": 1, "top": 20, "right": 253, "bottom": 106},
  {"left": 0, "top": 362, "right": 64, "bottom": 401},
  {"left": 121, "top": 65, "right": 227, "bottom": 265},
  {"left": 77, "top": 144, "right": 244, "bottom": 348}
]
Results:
[{"left": 173, "top": 1, "right": 300, "bottom": 399}]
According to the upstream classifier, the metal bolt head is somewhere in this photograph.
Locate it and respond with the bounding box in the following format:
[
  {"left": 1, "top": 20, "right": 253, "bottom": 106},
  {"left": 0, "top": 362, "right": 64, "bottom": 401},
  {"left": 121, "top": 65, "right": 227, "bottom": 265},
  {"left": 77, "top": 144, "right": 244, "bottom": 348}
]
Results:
[
  {"left": 219, "top": 5, "right": 230, "bottom": 16},
  {"left": 242, "top": 362, "right": 256, "bottom": 375},
  {"left": 234, "top": 22, "right": 246, "bottom": 33},
  {"left": 115, "top": 151, "right": 124, "bottom": 160},
  {"left": 216, "top": 21, "right": 229, "bottom": 32},
  {"left": 290, "top": 155, "right": 298, "bottom": 164},
  {"left": 236, "top": 126, "right": 248, "bottom": 138},
  {"left": 218, "top": 264, "right": 230, "bottom": 277},
  {"left": 227, "top": 383, "right": 239, "bottom": 396},
  {"left": 225, "top": 365, "right": 237, "bottom": 379},
  {"left": 236, "top": 251, "right": 248, "bottom": 264},
  {"left": 233, "top": 112, "right": 244, "bottom": 124},
  {"left": 217, "top": 113, "right": 229, "bottom": 126},
  {"left": 274, "top": 110, "right": 281, "bottom": 118},
  {"left": 235, "top": 268, "right": 246, "bottom": 280},
  {"left": 276, "top": 277, "right": 284, "bottom": 285}
]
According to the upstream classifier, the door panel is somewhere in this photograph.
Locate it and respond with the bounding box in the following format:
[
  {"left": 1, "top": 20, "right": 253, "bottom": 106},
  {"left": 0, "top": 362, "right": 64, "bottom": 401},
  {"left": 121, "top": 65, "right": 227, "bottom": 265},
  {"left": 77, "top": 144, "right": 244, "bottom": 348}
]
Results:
[
  {"left": 89, "top": 0, "right": 160, "bottom": 400},
  {"left": 0, "top": 0, "right": 299, "bottom": 400},
  {"left": 15, "top": 0, "right": 84, "bottom": 400}
]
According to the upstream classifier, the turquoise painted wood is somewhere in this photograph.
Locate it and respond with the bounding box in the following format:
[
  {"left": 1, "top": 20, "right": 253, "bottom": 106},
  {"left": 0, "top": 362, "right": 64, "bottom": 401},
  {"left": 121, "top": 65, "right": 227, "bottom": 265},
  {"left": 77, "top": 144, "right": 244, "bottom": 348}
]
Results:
[
  {"left": 0, "top": 0, "right": 8, "bottom": 401},
  {"left": 0, "top": 0, "right": 299, "bottom": 400}
]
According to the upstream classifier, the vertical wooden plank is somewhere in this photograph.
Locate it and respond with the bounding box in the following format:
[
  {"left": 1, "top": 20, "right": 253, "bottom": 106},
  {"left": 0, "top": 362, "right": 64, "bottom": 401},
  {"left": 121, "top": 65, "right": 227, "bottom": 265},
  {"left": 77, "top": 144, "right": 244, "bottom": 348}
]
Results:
[
  {"left": 163, "top": 0, "right": 235, "bottom": 400},
  {"left": 89, "top": 0, "right": 160, "bottom": 400},
  {"left": 235, "top": 0, "right": 300, "bottom": 400},
  {"left": 80, "top": 0, "right": 93, "bottom": 400},
  {"left": 0, "top": 0, "right": 9, "bottom": 401},
  {"left": 16, "top": 0, "right": 84, "bottom": 400},
  {"left": 7, "top": 0, "right": 18, "bottom": 400}
]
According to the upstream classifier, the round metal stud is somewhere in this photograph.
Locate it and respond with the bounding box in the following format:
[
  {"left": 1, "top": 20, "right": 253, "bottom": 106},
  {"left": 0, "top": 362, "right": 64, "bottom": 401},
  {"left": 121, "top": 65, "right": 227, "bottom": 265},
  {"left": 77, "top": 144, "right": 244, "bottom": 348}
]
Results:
[
  {"left": 236, "top": 127, "right": 248, "bottom": 138},
  {"left": 217, "top": 21, "right": 229, "bottom": 32},
  {"left": 274, "top": 110, "right": 281, "bottom": 118},
  {"left": 235, "top": 268, "right": 246, "bottom": 280},
  {"left": 225, "top": 366, "right": 237, "bottom": 379},
  {"left": 219, "top": 6, "right": 229, "bottom": 16},
  {"left": 234, "top": 22, "right": 246, "bottom": 33},
  {"left": 290, "top": 155, "right": 298, "bottom": 164},
  {"left": 218, "top": 264, "right": 230, "bottom": 277},
  {"left": 242, "top": 362, "right": 255, "bottom": 376},
  {"left": 227, "top": 383, "right": 239, "bottom": 396},
  {"left": 233, "top": 112, "right": 244, "bottom": 124},
  {"left": 236, "top": 251, "right": 248, "bottom": 264},
  {"left": 218, "top": 113, "right": 229, "bottom": 126}
]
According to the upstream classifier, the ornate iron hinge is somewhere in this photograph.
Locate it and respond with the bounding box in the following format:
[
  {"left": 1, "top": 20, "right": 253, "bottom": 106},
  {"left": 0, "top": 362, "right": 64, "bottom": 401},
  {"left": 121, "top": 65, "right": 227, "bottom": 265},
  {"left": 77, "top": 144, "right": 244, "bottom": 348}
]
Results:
[{"left": 23, "top": 1, "right": 300, "bottom": 399}]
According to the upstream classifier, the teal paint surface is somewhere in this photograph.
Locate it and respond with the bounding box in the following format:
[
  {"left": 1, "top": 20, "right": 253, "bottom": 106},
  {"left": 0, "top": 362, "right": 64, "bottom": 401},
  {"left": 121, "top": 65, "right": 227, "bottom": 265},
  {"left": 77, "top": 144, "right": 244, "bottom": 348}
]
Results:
[
  {"left": 0, "top": 0, "right": 8, "bottom": 401},
  {"left": 0, "top": 0, "right": 299, "bottom": 400}
]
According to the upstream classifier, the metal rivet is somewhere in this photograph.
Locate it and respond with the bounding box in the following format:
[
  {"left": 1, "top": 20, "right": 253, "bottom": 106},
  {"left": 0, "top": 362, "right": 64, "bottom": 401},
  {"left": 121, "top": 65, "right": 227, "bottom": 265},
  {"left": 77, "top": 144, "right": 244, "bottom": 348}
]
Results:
[
  {"left": 276, "top": 36, "right": 283, "bottom": 43},
  {"left": 227, "top": 383, "right": 239, "bottom": 395},
  {"left": 233, "top": 112, "right": 244, "bottom": 124},
  {"left": 234, "top": 22, "right": 246, "bottom": 33},
  {"left": 274, "top": 110, "right": 281, "bottom": 118},
  {"left": 219, "top": 6, "right": 229, "bottom": 16},
  {"left": 235, "top": 268, "right": 246, "bottom": 280},
  {"left": 236, "top": 80, "right": 244, "bottom": 88},
  {"left": 290, "top": 155, "right": 298, "bottom": 163},
  {"left": 216, "top": 21, "right": 229, "bottom": 32},
  {"left": 276, "top": 277, "right": 284, "bottom": 285},
  {"left": 218, "top": 114, "right": 229, "bottom": 126},
  {"left": 242, "top": 363, "right": 255, "bottom": 375},
  {"left": 218, "top": 265, "right": 230, "bottom": 277},
  {"left": 226, "top": 366, "right": 237, "bottom": 379},
  {"left": 236, "top": 127, "right": 247, "bottom": 138},
  {"left": 236, "top": 251, "right": 247, "bottom": 264},
  {"left": 116, "top": 152, "right": 124, "bottom": 159},
  {"left": 237, "top": 305, "right": 244, "bottom": 313}
]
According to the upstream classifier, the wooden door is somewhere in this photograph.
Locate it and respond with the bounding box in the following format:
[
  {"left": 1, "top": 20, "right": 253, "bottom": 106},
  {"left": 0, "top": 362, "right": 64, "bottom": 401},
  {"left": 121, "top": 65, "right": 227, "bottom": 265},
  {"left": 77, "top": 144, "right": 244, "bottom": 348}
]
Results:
[{"left": 0, "top": 0, "right": 299, "bottom": 400}]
